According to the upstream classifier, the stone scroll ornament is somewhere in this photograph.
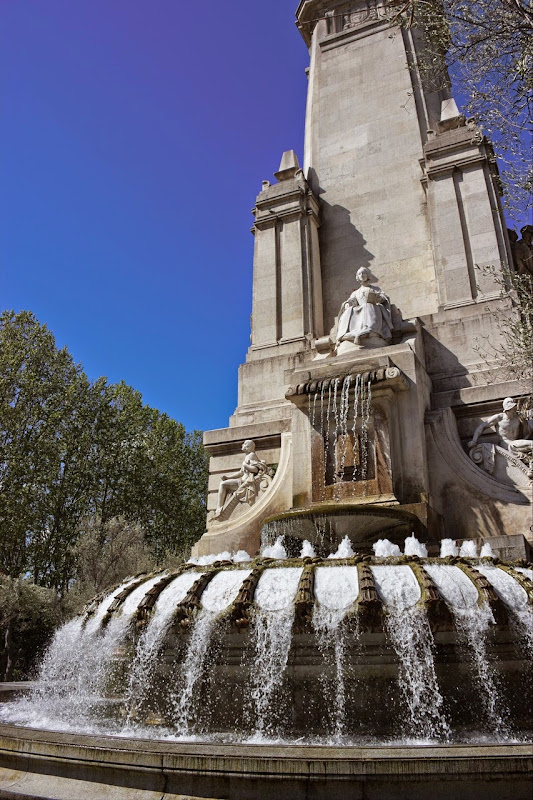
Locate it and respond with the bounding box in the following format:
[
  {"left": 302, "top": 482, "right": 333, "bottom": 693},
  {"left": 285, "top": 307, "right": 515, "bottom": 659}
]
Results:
[
  {"left": 468, "top": 398, "right": 533, "bottom": 483},
  {"left": 212, "top": 440, "right": 273, "bottom": 523}
]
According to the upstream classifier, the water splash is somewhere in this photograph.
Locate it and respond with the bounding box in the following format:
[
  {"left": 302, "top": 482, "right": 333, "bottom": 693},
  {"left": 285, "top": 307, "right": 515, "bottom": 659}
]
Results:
[
  {"left": 404, "top": 536, "right": 428, "bottom": 558},
  {"left": 261, "top": 536, "right": 287, "bottom": 559},
  {"left": 440, "top": 539, "right": 458, "bottom": 557},
  {"left": 479, "top": 542, "right": 494, "bottom": 558},
  {"left": 328, "top": 535, "right": 354, "bottom": 559},
  {"left": 300, "top": 539, "right": 316, "bottom": 558},
  {"left": 459, "top": 541, "right": 478, "bottom": 558},
  {"left": 373, "top": 539, "right": 401, "bottom": 558}
]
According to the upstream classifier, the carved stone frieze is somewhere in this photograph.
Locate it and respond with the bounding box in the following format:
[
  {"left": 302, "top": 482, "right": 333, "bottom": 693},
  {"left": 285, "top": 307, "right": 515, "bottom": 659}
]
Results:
[{"left": 326, "top": 1, "right": 388, "bottom": 36}]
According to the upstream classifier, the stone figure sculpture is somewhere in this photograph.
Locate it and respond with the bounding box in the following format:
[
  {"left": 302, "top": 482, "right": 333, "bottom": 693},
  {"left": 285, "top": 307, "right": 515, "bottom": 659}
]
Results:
[
  {"left": 468, "top": 397, "right": 533, "bottom": 480},
  {"left": 335, "top": 267, "right": 393, "bottom": 350},
  {"left": 213, "top": 440, "right": 271, "bottom": 521}
]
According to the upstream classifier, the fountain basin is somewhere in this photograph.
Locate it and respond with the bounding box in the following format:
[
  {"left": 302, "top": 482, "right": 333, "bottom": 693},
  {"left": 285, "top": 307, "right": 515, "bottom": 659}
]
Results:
[
  {"left": 261, "top": 504, "right": 425, "bottom": 557},
  {"left": 0, "top": 723, "right": 531, "bottom": 800}
]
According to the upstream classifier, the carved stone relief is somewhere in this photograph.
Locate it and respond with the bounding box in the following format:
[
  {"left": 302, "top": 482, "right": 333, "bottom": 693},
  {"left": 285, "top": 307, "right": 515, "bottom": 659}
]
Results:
[{"left": 326, "top": 1, "right": 388, "bottom": 36}]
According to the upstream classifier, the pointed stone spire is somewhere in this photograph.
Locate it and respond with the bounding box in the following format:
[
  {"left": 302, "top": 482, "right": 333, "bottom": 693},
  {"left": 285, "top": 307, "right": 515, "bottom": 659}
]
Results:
[
  {"left": 274, "top": 150, "right": 300, "bottom": 182},
  {"left": 439, "top": 97, "right": 465, "bottom": 130}
]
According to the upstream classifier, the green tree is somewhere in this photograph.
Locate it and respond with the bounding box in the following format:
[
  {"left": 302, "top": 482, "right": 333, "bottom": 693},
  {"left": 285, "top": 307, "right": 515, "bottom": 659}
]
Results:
[
  {"left": 0, "top": 311, "right": 96, "bottom": 589},
  {"left": 0, "top": 311, "right": 208, "bottom": 593},
  {"left": 0, "top": 575, "right": 61, "bottom": 681}
]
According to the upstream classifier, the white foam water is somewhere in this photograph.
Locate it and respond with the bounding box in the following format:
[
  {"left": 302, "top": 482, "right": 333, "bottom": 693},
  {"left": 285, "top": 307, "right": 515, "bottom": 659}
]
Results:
[
  {"left": 313, "top": 566, "right": 359, "bottom": 740},
  {"left": 172, "top": 570, "right": 250, "bottom": 735},
  {"left": 459, "top": 541, "right": 478, "bottom": 558},
  {"left": 404, "top": 536, "right": 428, "bottom": 558},
  {"left": 372, "top": 539, "right": 401, "bottom": 558},
  {"left": 372, "top": 566, "right": 448, "bottom": 739},
  {"left": 261, "top": 536, "right": 287, "bottom": 560},
  {"left": 250, "top": 567, "right": 302, "bottom": 737},
  {"left": 476, "top": 565, "right": 533, "bottom": 656},
  {"left": 328, "top": 535, "right": 355, "bottom": 559},
  {"left": 300, "top": 539, "right": 316, "bottom": 558},
  {"left": 439, "top": 539, "right": 458, "bottom": 558}
]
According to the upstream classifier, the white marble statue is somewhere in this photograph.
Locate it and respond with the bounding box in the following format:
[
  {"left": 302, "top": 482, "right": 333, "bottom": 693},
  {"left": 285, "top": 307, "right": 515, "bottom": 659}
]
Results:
[
  {"left": 214, "top": 440, "right": 269, "bottom": 519},
  {"left": 468, "top": 398, "right": 533, "bottom": 456},
  {"left": 468, "top": 398, "right": 533, "bottom": 481},
  {"left": 336, "top": 267, "right": 393, "bottom": 350}
]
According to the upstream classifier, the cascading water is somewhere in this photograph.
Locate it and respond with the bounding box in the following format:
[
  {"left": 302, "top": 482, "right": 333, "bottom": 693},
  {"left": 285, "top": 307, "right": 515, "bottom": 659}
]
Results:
[
  {"left": 123, "top": 571, "right": 202, "bottom": 726},
  {"left": 371, "top": 565, "right": 449, "bottom": 740},
  {"left": 423, "top": 563, "right": 510, "bottom": 737},
  {"left": 1, "top": 540, "right": 530, "bottom": 745},
  {"left": 172, "top": 569, "right": 251, "bottom": 736},
  {"left": 476, "top": 564, "right": 533, "bottom": 656},
  {"left": 249, "top": 566, "right": 302, "bottom": 739},
  {"left": 313, "top": 566, "right": 359, "bottom": 741}
]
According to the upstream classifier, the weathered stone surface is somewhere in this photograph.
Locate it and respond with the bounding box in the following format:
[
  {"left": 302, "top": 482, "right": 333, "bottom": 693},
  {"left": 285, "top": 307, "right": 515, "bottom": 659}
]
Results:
[{"left": 0, "top": 723, "right": 531, "bottom": 800}]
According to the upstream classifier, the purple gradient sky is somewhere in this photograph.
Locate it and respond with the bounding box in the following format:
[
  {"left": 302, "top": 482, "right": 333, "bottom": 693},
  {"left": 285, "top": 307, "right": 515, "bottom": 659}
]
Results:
[{"left": 1, "top": 1, "right": 309, "bottom": 432}]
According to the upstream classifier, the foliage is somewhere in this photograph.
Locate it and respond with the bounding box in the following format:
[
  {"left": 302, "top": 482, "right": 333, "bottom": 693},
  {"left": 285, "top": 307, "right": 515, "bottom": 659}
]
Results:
[
  {"left": 475, "top": 266, "right": 533, "bottom": 381},
  {"left": 391, "top": 0, "right": 533, "bottom": 218},
  {"left": 72, "top": 517, "right": 157, "bottom": 600},
  {"left": 0, "top": 310, "right": 208, "bottom": 594},
  {"left": 0, "top": 575, "right": 61, "bottom": 681}
]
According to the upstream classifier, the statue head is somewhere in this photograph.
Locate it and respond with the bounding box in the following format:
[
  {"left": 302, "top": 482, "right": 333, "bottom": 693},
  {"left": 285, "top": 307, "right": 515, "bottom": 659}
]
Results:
[
  {"left": 502, "top": 397, "right": 517, "bottom": 412},
  {"left": 242, "top": 439, "right": 255, "bottom": 453},
  {"left": 356, "top": 267, "right": 370, "bottom": 283}
]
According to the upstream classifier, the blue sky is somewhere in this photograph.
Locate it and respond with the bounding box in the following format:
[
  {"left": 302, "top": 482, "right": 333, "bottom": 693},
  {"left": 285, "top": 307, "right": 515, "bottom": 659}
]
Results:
[
  {"left": 1, "top": 1, "right": 309, "bottom": 432},
  {"left": 1, "top": 2, "right": 527, "bottom": 433}
]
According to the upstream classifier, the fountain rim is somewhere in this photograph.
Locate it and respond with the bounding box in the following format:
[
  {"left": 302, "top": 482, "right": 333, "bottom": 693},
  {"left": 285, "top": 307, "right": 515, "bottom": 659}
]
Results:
[
  {"left": 0, "top": 720, "right": 530, "bottom": 761},
  {"left": 261, "top": 503, "right": 422, "bottom": 528},
  {"left": 0, "top": 720, "right": 530, "bottom": 800}
]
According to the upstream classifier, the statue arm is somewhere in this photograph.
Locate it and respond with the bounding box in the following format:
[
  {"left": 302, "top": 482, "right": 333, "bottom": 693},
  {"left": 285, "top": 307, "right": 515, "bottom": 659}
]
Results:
[{"left": 468, "top": 414, "right": 501, "bottom": 448}]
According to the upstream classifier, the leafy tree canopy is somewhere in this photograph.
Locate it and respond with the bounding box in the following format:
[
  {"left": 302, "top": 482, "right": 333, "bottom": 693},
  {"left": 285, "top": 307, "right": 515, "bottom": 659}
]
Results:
[{"left": 0, "top": 310, "right": 208, "bottom": 593}]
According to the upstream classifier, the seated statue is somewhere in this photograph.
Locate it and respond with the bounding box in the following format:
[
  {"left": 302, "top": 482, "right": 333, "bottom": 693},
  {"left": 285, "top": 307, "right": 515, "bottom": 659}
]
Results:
[
  {"left": 214, "top": 440, "right": 270, "bottom": 520},
  {"left": 335, "top": 267, "right": 393, "bottom": 351},
  {"left": 468, "top": 398, "right": 533, "bottom": 479}
]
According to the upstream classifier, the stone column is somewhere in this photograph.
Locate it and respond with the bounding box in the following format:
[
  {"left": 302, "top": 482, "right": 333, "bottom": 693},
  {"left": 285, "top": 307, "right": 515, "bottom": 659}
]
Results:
[
  {"left": 250, "top": 151, "right": 323, "bottom": 353},
  {"left": 422, "top": 105, "right": 511, "bottom": 308}
]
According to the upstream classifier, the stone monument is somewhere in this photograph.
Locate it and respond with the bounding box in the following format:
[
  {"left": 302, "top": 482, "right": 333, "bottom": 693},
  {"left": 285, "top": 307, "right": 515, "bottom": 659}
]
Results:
[{"left": 192, "top": 0, "right": 532, "bottom": 560}]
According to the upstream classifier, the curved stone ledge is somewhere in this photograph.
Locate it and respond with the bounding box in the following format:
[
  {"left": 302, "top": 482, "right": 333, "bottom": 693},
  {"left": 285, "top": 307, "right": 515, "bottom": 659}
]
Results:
[{"left": 0, "top": 724, "right": 531, "bottom": 800}]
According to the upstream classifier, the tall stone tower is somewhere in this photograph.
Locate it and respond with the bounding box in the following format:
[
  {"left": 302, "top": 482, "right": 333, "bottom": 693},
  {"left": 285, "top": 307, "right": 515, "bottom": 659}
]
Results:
[{"left": 193, "top": 0, "right": 531, "bottom": 559}]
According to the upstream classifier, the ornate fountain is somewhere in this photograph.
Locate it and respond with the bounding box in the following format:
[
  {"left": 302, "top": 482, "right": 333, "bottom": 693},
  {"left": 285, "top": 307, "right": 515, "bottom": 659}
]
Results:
[{"left": 0, "top": 1, "right": 532, "bottom": 797}]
